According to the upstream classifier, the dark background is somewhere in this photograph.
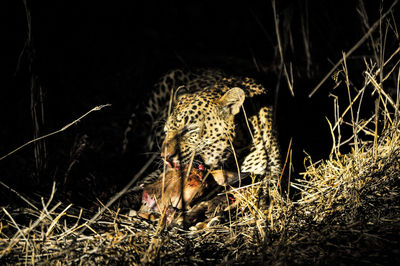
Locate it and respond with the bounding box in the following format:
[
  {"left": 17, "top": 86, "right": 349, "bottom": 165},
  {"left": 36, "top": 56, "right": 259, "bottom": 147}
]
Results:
[{"left": 1, "top": 0, "right": 390, "bottom": 206}]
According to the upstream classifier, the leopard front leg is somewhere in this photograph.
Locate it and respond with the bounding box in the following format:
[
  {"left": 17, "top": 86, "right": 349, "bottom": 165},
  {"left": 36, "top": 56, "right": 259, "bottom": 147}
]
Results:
[{"left": 240, "top": 106, "right": 282, "bottom": 179}]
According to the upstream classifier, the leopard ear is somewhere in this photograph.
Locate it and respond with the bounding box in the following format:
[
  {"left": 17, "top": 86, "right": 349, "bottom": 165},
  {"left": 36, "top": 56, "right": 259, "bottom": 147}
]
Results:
[
  {"left": 218, "top": 87, "right": 245, "bottom": 115},
  {"left": 174, "top": 86, "right": 189, "bottom": 102}
]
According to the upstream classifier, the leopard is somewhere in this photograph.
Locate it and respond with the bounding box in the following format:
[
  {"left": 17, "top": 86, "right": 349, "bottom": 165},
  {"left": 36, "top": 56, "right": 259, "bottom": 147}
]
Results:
[{"left": 142, "top": 68, "right": 282, "bottom": 183}]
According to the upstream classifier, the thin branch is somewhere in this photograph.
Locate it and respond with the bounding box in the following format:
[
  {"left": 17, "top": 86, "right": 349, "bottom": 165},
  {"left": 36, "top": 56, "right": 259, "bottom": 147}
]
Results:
[
  {"left": 0, "top": 181, "right": 39, "bottom": 210},
  {"left": 0, "top": 104, "right": 111, "bottom": 161},
  {"left": 309, "top": 0, "right": 398, "bottom": 98},
  {"left": 271, "top": 0, "right": 294, "bottom": 96}
]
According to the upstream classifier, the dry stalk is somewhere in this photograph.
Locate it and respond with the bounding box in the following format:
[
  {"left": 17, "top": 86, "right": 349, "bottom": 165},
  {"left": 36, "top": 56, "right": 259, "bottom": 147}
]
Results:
[
  {"left": 309, "top": 0, "right": 399, "bottom": 98},
  {"left": 271, "top": 0, "right": 294, "bottom": 96},
  {"left": 0, "top": 104, "right": 111, "bottom": 162}
]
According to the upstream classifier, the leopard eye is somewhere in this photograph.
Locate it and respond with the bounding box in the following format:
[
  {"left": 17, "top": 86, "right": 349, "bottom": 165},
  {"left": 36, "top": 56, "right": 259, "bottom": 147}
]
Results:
[
  {"left": 180, "top": 125, "right": 199, "bottom": 135},
  {"left": 187, "top": 124, "right": 200, "bottom": 133}
]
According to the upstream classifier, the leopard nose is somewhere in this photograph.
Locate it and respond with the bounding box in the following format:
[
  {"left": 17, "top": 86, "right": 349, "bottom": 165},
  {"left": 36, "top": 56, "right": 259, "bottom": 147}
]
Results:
[{"left": 161, "top": 138, "right": 176, "bottom": 160}]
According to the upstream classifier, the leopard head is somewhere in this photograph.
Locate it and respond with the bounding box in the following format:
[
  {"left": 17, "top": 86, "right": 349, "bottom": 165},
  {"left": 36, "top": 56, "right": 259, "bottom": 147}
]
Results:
[{"left": 161, "top": 87, "right": 245, "bottom": 169}]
